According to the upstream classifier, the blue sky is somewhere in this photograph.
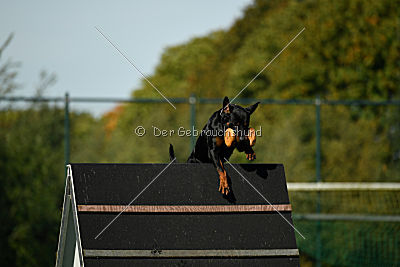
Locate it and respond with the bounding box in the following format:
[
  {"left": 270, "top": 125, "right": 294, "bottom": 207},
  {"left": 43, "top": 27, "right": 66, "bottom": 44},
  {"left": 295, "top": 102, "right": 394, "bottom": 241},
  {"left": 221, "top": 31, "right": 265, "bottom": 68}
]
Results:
[{"left": 1, "top": 1, "right": 252, "bottom": 115}]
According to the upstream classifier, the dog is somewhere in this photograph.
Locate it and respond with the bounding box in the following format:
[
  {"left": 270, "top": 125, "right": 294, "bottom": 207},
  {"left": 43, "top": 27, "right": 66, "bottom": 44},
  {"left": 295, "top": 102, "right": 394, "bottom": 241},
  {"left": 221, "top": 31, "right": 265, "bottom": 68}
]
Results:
[{"left": 170, "top": 96, "right": 259, "bottom": 195}]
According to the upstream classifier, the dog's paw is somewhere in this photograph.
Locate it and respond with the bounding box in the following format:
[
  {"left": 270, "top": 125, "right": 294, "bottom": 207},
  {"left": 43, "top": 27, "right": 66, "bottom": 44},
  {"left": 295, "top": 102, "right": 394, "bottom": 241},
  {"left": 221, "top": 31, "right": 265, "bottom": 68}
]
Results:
[
  {"left": 218, "top": 175, "right": 230, "bottom": 195},
  {"left": 246, "top": 152, "right": 256, "bottom": 161}
]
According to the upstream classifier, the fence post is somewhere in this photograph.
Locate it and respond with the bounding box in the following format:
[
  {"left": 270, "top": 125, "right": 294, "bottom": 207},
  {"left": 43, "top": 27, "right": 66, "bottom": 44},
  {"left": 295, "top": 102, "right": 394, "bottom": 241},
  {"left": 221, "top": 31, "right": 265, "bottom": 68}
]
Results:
[
  {"left": 64, "top": 93, "right": 70, "bottom": 170},
  {"left": 189, "top": 94, "right": 196, "bottom": 152},
  {"left": 315, "top": 95, "right": 322, "bottom": 267},
  {"left": 315, "top": 96, "right": 322, "bottom": 183}
]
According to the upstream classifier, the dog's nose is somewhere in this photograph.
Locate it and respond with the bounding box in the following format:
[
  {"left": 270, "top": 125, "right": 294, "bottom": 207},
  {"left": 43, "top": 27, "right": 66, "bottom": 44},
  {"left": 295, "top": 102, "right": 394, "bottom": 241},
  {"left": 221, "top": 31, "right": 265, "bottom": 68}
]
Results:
[{"left": 239, "top": 136, "right": 246, "bottom": 141}]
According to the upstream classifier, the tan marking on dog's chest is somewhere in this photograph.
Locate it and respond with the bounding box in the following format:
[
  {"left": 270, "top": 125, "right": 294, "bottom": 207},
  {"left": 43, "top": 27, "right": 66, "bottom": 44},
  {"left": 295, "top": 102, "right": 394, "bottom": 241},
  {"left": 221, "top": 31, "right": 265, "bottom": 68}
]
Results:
[
  {"left": 215, "top": 136, "right": 224, "bottom": 147},
  {"left": 224, "top": 128, "right": 235, "bottom": 147}
]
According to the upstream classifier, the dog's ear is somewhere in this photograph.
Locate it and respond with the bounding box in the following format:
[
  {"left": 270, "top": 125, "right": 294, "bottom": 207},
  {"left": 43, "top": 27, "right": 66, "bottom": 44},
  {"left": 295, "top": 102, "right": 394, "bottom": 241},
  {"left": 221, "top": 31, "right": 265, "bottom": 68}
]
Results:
[
  {"left": 222, "top": 96, "right": 231, "bottom": 113},
  {"left": 245, "top": 102, "right": 260, "bottom": 115}
]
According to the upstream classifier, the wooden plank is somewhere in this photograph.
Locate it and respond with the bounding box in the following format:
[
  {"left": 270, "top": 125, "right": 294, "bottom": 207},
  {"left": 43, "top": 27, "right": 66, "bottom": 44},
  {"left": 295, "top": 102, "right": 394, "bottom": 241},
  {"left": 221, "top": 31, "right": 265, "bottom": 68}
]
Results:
[
  {"left": 83, "top": 249, "right": 299, "bottom": 258},
  {"left": 78, "top": 204, "right": 292, "bottom": 213},
  {"left": 78, "top": 213, "right": 298, "bottom": 250}
]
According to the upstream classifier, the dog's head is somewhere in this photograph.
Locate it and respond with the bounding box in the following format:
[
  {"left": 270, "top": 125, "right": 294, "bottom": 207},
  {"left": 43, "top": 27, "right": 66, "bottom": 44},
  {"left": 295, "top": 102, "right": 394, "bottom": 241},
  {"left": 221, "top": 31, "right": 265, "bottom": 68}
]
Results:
[{"left": 220, "top": 96, "right": 259, "bottom": 143}]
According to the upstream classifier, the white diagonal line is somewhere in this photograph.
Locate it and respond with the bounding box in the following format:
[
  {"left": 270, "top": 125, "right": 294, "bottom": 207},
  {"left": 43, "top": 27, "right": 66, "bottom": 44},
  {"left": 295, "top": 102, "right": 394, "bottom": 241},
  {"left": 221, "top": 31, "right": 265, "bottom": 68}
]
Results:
[
  {"left": 228, "top": 27, "right": 305, "bottom": 107},
  {"left": 224, "top": 158, "right": 306, "bottom": 239},
  {"left": 94, "top": 158, "right": 176, "bottom": 239},
  {"left": 95, "top": 26, "right": 176, "bottom": 109}
]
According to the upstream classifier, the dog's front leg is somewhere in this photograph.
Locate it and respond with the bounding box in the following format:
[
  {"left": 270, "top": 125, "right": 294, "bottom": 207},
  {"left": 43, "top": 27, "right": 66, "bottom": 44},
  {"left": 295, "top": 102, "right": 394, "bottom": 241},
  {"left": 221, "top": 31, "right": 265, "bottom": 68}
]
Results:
[
  {"left": 245, "top": 128, "right": 256, "bottom": 160},
  {"left": 237, "top": 141, "right": 256, "bottom": 161},
  {"left": 248, "top": 127, "right": 256, "bottom": 147},
  {"left": 210, "top": 150, "right": 229, "bottom": 195}
]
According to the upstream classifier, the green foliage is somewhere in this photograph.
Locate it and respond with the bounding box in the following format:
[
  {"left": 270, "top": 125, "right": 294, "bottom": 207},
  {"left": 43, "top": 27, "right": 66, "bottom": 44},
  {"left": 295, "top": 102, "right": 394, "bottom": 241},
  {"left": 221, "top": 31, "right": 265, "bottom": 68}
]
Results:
[
  {"left": 0, "top": 106, "right": 65, "bottom": 266},
  {"left": 94, "top": 3, "right": 400, "bottom": 265},
  {"left": 0, "top": 104, "right": 105, "bottom": 266},
  {"left": 100, "top": 0, "right": 399, "bottom": 182}
]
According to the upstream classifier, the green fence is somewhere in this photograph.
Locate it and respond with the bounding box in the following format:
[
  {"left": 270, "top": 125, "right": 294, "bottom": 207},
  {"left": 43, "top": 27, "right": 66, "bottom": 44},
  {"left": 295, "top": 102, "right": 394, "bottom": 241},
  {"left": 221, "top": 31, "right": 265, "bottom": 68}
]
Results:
[{"left": 3, "top": 94, "right": 399, "bottom": 173}]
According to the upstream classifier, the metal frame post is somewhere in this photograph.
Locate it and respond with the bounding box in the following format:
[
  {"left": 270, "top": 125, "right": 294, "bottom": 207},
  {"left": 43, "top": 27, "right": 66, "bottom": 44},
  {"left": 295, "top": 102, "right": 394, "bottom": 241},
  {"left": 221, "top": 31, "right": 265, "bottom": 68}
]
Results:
[
  {"left": 315, "top": 96, "right": 322, "bottom": 183},
  {"left": 315, "top": 95, "right": 322, "bottom": 267},
  {"left": 189, "top": 94, "right": 196, "bottom": 152}
]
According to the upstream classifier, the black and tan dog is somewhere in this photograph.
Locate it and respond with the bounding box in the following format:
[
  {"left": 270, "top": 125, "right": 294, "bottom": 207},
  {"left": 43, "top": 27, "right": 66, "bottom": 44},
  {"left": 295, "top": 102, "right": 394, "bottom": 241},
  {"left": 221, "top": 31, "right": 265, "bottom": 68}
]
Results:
[{"left": 170, "top": 96, "right": 259, "bottom": 195}]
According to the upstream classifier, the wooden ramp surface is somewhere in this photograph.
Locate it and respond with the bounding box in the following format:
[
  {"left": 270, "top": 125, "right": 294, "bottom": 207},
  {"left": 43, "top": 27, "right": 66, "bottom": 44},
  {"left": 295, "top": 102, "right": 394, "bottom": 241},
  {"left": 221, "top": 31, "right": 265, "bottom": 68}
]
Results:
[{"left": 70, "top": 163, "right": 299, "bottom": 266}]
